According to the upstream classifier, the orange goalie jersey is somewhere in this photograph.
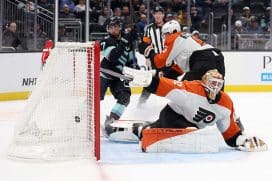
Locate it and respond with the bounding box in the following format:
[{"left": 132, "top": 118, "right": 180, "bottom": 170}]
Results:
[{"left": 147, "top": 77, "right": 241, "bottom": 143}]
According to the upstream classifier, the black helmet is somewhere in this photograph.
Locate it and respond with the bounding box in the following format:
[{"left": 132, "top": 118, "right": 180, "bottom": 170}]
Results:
[
  {"left": 153, "top": 5, "right": 164, "bottom": 13},
  {"left": 108, "top": 16, "right": 121, "bottom": 27}
]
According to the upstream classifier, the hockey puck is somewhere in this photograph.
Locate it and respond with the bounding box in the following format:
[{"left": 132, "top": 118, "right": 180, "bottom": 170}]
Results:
[{"left": 75, "top": 116, "right": 80, "bottom": 123}]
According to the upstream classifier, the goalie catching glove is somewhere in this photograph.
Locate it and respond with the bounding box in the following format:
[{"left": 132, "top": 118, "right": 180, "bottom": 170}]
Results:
[
  {"left": 122, "top": 66, "right": 156, "bottom": 87},
  {"left": 236, "top": 134, "right": 268, "bottom": 152}
]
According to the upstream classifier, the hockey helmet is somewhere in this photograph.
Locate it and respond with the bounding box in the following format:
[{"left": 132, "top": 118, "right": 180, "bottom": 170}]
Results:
[
  {"left": 153, "top": 5, "right": 164, "bottom": 13},
  {"left": 202, "top": 69, "right": 224, "bottom": 100},
  {"left": 106, "top": 16, "right": 122, "bottom": 36},
  {"left": 162, "top": 20, "right": 181, "bottom": 35},
  {"left": 107, "top": 16, "right": 122, "bottom": 28}
]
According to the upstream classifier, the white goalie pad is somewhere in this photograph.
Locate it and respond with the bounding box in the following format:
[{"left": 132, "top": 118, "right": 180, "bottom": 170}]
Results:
[
  {"left": 141, "top": 127, "right": 220, "bottom": 153},
  {"left": 122, "top": 66, "right": 156, "bottom": 87},
  {"left": 108, "top": 120, "right": 150, "bottom": 143},
  {"left": 109, "top": 131, "right": 139, "bottom": 142}
]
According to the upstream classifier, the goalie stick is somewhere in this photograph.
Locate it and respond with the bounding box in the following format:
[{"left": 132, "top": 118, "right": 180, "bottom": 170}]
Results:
[{"left": 100, "top": 68, "right": 133, "bottom": 81}]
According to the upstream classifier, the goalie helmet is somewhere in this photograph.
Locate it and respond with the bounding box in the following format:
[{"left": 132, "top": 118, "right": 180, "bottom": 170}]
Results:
[
  {"left": 202, "top": 69, "right": 224, "bottom": 101},
  {"left": 162, "top": 20, "right": 181, "bottom": 35}
]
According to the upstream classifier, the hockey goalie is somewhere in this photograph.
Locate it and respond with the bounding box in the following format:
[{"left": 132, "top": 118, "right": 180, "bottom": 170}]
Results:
[{"left": 105, "top": 67, "right": 268, "bottom": 153}]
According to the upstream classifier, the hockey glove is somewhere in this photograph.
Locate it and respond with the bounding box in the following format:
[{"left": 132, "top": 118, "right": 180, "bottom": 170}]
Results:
[
  {"left": 122, "top": 66, "right": 155, "bottom": 87},
  {"left": 236, "top": 134, "right": 268, "bottom": 152}
]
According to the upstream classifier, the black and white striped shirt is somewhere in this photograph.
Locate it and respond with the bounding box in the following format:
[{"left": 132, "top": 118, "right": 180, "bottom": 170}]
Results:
[{"left": 143, "top": 23, "right": 164, "bottom": 54}]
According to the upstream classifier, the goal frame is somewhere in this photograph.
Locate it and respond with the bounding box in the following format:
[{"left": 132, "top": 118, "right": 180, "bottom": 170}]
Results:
[
  {"left": 89, "top": 41, "right": 100, "bottom": 161},
  {"left": 8, "top": 41, "right": 101, "bottom": 161}
]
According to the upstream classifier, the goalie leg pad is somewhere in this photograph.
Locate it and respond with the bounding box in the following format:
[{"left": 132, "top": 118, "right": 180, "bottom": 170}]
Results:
[{"left": 140, "top": 127, "right": 220, "bottom": 153}]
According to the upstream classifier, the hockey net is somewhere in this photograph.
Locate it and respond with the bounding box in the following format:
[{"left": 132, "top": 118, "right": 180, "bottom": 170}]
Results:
[{"left": 8, "top": 42, "right": 100, "bottom": 160}]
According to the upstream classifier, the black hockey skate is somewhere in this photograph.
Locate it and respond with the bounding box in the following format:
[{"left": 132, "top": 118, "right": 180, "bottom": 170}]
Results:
[{"left": 104, "top": 115, "right": 117, "bottom": 138}]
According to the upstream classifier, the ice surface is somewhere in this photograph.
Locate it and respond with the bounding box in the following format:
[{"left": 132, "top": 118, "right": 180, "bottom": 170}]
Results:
[{"left": 1, "top": 93, "right": 272, "bottom": 181}]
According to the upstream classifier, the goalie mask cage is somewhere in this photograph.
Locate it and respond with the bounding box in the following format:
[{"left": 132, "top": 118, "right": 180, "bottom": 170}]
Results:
[{"left": 8, "top": 42, "right": 100, "bottom": 160}]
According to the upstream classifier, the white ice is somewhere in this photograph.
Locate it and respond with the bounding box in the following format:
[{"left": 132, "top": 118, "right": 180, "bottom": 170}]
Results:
[{"left": 1, "top": 93, "right": 272, "bottom": 181}]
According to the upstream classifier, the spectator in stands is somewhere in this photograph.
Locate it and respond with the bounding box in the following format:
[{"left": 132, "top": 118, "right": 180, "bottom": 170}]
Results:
[
  {"left": 59, "top": 4, "right": 75, "bottom": 18},
  {"left": 239, "top": 6, "right": 252, "bottom": 28},
  {"left": 165, "top": 6, "right": 173, "bottom": 16},
  {"left": 156, "top": 0, "right": 169, "bottom": 9},
  {"left": 59, "top": 24, "right": 69, "bottom": 42},
  {"left": 136, "top": 13, "right": 147, "bottom": 37},
  {"left": 132, "top": 0, "right": 141, "bottom": 11},
  {"left": 259, "top": 7, "right": 271, "bottom": 33},
  {"left": 38, "top": 0, "right": 54, "bottom": 11},
  {"left": 179, "top": 9, "right": 191, "bottom": 28},
  {"left": 135, "top": 3, "right": 147, "bottom": 23},
  {"left": 245, "top": 16, "right": 263, "bottom": 34},
  {"left": 24, "top": 0, "right": 35, "bottom": 12},
  {"left": 190, "top": 6, "right": 202, "bottom": 32},
  {"left": 221, "top": 9, "right": 237, "bottom": 27},
  {"left": 36, "top": 24, "right": 48, "bottom": 49},
  {"left": 98, "top": 6, "right": 110, "bottom": 26},
  {"left": 121, "top": 5, "right": 131, "bottom": 25},
  {"left": 113, "top": 7, "right": 122, "bottom": 18},
  {"left": 233, "top": 20, "right": 245, "bottom": 35},
  {"left": 197, "top": 0, "right": 213, "bottom": 26},
  {"left": 165, "top": 13, "right": 175, "bottom": 22},
  {"left": 60, "top": 0, "right": 75, "bottom": 10},
  {"left": 170, "top": 0, "right": 184, "bottom": 13},
  {"left": 110, "top": 0, "right": 123, "bottom": 11},
  {"left": 2, "top": 22, "right": 24, "bottom": 50},
  {"left": 232, "top": 20, "right": 245, "bottom": 49},
  {"left": 74, "top": 0, "right": 91, "bottom": 21},
  {"left": 214, "top": 0, "right": 228, "bottom": 5},
  {"left": 232, "top": 0, "right": 250, "bottom": 6},
  {"left": 74, "top": 0, "right": 87, "bottom": 13},
  {"left": 176, "top": 10, "right": 185, "bottom": 25}
]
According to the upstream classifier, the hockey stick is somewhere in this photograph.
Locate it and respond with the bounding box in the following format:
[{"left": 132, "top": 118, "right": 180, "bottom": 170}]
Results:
[{"left": 100, "top": 68, "right": 133, "bottom": 81}]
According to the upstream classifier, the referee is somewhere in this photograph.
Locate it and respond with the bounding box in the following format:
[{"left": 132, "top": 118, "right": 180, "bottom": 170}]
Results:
[{"left": 138, "top": 5, "right": 179, "bottom": 106}]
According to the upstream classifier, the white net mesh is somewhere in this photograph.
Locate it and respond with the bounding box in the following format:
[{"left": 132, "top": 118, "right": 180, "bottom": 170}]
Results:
[{"left": 8, "top": 42, "right": 100, "bottom": 160}]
